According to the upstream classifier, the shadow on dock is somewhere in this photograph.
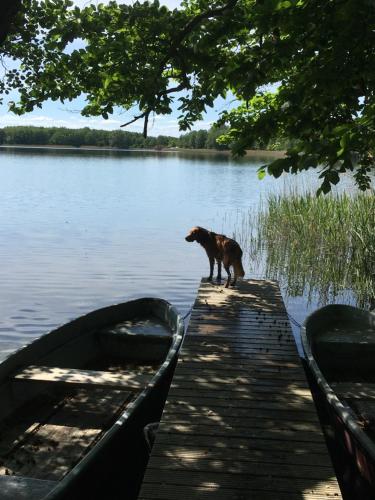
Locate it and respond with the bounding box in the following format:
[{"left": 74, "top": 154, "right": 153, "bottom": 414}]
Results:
[{"left": 139, "top": 279, "right": 343, "bottom": 500}]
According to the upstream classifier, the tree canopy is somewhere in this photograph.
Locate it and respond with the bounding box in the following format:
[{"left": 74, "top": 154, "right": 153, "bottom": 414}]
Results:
[
  {"left": 0, "top": 0, "right": 21, "bottom": 44},
  {"left": 1, "top": 0, "right": 374, "bottom": 192}
]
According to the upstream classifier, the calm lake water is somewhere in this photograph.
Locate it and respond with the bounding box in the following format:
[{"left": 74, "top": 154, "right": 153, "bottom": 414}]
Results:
[{"left": 0, "top": 147, "right": 356, "bottom": 360}]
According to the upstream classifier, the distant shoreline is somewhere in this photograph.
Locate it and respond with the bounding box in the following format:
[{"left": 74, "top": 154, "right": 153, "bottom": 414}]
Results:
[
  {"left": 170, "top": 147, "right": 286, "bottom": 158},
  {"left": 0, "top": 144, "right": 285, "bottom": 157}
]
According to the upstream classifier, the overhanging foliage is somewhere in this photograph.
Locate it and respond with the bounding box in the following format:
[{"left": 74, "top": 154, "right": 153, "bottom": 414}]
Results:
[{"left": 1, "top": 0, "right": 375, "bottom": 191}]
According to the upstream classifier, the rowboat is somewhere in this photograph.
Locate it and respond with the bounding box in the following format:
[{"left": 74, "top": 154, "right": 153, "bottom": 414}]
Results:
[
  {"left": 0, "top": 298, "right": 184, "bottom": 500},
  {"left": 301, "top": 304, "right": 375, "bottom": 489}
]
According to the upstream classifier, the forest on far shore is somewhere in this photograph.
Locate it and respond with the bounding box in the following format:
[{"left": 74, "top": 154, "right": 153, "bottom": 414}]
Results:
[{"left": 0, "top": 125, "right": 289, "bottom": 151}]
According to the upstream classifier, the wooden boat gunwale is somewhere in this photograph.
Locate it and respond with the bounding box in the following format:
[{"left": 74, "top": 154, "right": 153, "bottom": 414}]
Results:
[
  {"left": 301, "top": 304, "right": 375, "bottom": 465},
  {"left": 0, "top": 297, "right": 184, "bottom": 499}
]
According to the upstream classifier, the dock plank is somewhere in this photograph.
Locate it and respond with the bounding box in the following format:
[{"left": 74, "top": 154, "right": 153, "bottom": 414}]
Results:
[{"left": 139, "top": 279, "right": 342, "bottom": 499}]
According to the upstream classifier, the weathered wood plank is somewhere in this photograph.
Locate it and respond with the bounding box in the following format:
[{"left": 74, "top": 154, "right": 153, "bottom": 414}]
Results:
[
  {"left": 154, "top": 432, "right": 329, "bottom": 454},
  {"left": 171, "top": 372, "right": 310, "bottom": 389},
  {"left": 139, "top": 483, "right": 339, "bottom": 500},
  {"left": 190, "top": 317, "right": 289, "bottom": 325},
  {"left": 14, "top": 365, "right": 151, "bottom": 390},
  {"left": 148, "top": 455, "right": 336, "bottom": 480},
  {"left": 183, "top": 334, "right": 296, "bottom": 345},
  {"left": 161, "top": 414, "right": 323, "bottom": 433},
  {"left": 174, "top": 366, "right": 307, "bottom": 382},
  {"left": 163, "top": 403, "right": 321, "bottom": 423},
  {"left": 187, "top": 322, "right": 293, "bottom": 331},
  {"left": 180, "top": 351, "right": 300, "bottom": 362},
  {"left": 177, "top": 358, "right": 302, "bottom": 371},
  {"left": 165, "top": 394, "right": 319, "bottom": 413},
  {"left": 187, "top": 326, "right": 292, "bottom": 335},
  {"left": 192, "top": 307, "right": 289, "bottom": 316},
  {"left": 167, "top": 385, "right": 313, "bottom": 400},
  {"left": 142, "top": 469, "right": 340, "bottom": 494},
  {"left": 187, "top": 338, "right": 297, "bottom": 349},
  {"left": 149, "top": 443, "right": 334, "bottom": 467},
  {"left": 156, "top": 422, "right": 327, "bottom": 444}
]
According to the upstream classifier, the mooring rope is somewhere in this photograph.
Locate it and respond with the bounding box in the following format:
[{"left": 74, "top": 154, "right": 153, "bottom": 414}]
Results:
[
  {"left": 287, "top": 312, "right": 302, "bottom": 329},
  {"left": 182, "top": 307, "right": 193, "bottom": 321}
]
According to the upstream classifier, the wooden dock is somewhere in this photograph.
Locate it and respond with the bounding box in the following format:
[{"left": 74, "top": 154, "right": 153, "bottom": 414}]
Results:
[{"left": 139, "top": 279, "right": 342, "bottom": 500}]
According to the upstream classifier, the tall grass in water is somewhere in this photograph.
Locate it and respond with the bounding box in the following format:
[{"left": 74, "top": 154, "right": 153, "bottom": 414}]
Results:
[{"left": 253, "top": 190, "right": 375, "bottom": 308}]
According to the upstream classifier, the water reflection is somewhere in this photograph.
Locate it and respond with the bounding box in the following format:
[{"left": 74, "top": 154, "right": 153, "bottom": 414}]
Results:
[
  {"left": 0, "top": 145, "right": 248, "bottom": 163},
  {"left": 242, "top": 190, "right": 375, "bottom": 350},
  {"left": 0, "top": 147, "right": 371, "bottom": 361},
  {"left": 0, "top": 148, "right": 283, "bottom": 360}
]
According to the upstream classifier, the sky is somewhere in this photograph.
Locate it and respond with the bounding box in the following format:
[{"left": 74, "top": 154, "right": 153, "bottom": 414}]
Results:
[{"left": 0, "top": 0, "right": 235, "bottom": 137}]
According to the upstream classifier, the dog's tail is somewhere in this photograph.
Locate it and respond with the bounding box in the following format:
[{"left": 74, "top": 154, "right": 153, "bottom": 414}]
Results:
[{"left": 233, "top": 259, "right": 245, "bottom": 278}]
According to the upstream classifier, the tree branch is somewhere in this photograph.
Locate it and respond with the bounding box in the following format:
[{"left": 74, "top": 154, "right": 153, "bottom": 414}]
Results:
[
  {"left": 120, "top": 111, "right": 148, "bottom": 128},
  {"left": 120, "top": 82, "right": 187, "bottom": 132},
  {"left": 121, "top": 0, "right": 239, "bottom": 135},
  {"left": 174, "top": 0, "right": 239, "bottom": 48}
]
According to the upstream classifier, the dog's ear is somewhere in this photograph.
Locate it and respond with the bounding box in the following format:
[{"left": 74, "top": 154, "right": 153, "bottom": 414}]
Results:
[
  {"left": 185, "top": 227, "right": 198, "bottom": 242},
  {"left": 193, "top": 227, "right": 204, "bottom": 239},
  {"left": 194, "top": 227, "right": 209, "bottom": 243}
]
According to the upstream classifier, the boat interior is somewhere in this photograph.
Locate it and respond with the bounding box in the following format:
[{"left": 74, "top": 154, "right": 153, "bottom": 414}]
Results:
[
  {"left": 0, "top": 315, "right": 173, "bottom": 499},
  {"left": 313, "top": 316, "right": 375, "bottom": 437}
]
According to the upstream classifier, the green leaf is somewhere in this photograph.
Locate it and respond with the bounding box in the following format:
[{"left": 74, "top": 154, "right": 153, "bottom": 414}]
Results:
[
  {"left": 277, "top": 1, "right": 292, "bottom": 10},
  {"left": 257, "top": 167, "right": 266, "bottom": 180},
  {"left": 2, "top": 0, "right": 374, "bottom": 190}
]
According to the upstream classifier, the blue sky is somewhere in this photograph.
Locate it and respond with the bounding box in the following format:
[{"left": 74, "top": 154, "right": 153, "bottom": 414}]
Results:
[{"left": 0, "top": 0, "right": 236, "bottom": 137}]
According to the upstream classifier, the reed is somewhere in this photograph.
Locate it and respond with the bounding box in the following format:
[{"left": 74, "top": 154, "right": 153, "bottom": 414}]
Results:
[{"left": 250, "top": 189, "right": 375, "bottom": 308}]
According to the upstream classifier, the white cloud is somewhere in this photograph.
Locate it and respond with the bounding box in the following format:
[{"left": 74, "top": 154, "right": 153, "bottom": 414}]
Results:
[{"left": 0, "top": 113, "right": 122, "bottom": 129}]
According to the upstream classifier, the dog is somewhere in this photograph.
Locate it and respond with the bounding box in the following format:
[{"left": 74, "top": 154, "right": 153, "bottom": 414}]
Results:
[{"left": 185, "top": 226, "right": 245, "bottom": 288}]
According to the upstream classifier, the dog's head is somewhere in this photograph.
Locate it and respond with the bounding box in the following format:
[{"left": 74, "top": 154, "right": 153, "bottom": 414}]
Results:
[{"left": 185, "top": 226, "right": 206, "bottom": 243}]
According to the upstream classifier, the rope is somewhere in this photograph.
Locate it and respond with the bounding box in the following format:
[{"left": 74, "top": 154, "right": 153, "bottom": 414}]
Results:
[
  {"left": 182, "top": 307, "right": 193, "bottom": 321},
  {"left": 287, "top": 312, "right": 302, "bottom": 329}
]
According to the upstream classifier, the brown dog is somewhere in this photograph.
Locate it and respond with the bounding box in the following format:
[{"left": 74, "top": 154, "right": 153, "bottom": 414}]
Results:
[{"left": 185, "top": 226, "right": 245, "bottom": 288}]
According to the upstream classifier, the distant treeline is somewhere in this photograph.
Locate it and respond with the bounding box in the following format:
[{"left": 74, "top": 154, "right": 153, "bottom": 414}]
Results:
[
  {"left": 0, "top": 125, "right": 289, "bottom": 151},
  {"left": 0, "top": 126, "right": 176, "bottom": 149},
  {"left": 0, "top": 125, "right": 231, "bottom": 150}
]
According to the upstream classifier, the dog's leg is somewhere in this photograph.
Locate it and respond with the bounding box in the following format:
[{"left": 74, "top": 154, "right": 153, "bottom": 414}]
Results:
[
  {"left": 224, "top": 263, "right": 231, "bottom": 288},
  {"left": 208, "top": 257, "right": 214, "bottom": 281},
  {"left": 216, "top": 260, "right": 222, "bottom": 282}
]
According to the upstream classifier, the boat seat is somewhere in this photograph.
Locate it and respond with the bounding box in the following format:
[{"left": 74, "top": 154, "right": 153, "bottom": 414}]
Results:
[
  {"left": 316, "top": 327, "right": 375, "bottom": 346},
  {"left": 0, "top": 476, "right": 56, "bottom": 500},
  {"left": 98, "top": 326, "right": 172, "bottom": 363},
  {"left": 99, "top": 318, "right": 172, "bottom": 338},
  {"left": 331, "top": 382, "right": 375, "bottom": 400},
  {"left": 13, "top": 366, "right": 152, "bottom": 391}
]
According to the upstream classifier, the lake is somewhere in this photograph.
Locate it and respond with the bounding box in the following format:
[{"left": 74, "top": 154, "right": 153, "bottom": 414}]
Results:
[{"left": 0, "top": 146, "right": 358, "bottom": 360}]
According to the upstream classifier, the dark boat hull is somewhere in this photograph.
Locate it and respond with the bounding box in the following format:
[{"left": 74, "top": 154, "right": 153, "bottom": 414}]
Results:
[
  {"left": 0, "top": 298, "right": 184, "bottom": 500},
  {"left": 50, "top": 349, "right": 178, "bottom": 500},
  {"left": 301, "top": 305, "right": 375, "bottom": 494}
]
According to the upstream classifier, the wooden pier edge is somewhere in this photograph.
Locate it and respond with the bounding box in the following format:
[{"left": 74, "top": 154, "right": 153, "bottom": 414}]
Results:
[{"left": 139, "top": 279, "right": 343, "bottom": 500}]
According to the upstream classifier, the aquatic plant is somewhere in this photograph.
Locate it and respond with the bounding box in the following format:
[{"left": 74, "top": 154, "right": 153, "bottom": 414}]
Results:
[{"left": 249, "top": 190, "right": 375, "bottom": 308}]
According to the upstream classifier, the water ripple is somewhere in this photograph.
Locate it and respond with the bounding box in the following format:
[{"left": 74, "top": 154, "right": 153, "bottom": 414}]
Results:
[{"left": 0, "top": 148, "right": 321, "bottom": 361}]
